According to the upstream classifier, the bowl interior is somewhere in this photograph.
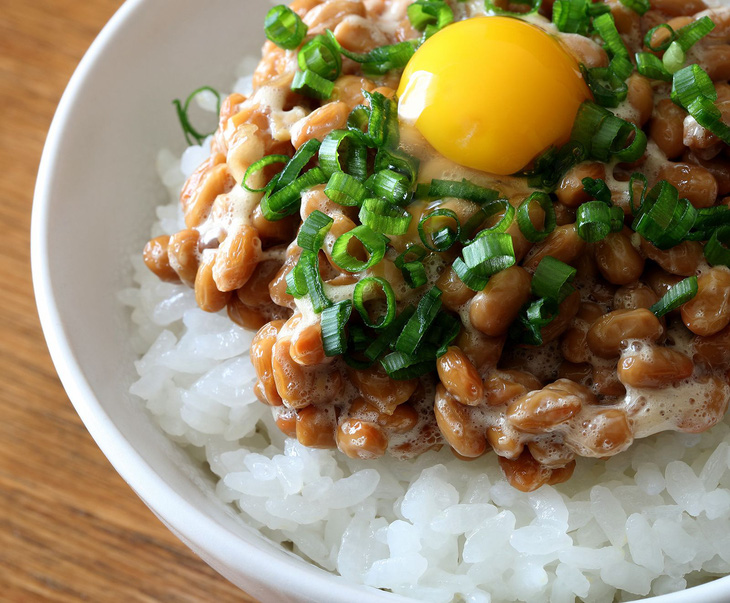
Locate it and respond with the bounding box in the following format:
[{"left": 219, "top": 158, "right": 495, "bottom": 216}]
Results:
[
  {"left": 31, "top": 1, "right": 730, "bottom": 602},
  {"left": 31, "top": 1, "right": 405, "bottom": 601}
]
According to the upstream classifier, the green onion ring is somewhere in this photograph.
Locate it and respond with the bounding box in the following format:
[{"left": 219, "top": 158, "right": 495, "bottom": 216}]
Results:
[
  {"left": 264, "top": 5, "right": 308, "bottom": 50},
  {"left": 517, "top": 192, "right": 557, "bottom": 243},
  {"left": 298, "top": 33, "right": 342, "bottom": 80},
  {"left": 644, "top": 23, "right": 676, "bottom": 52},
  {"left": 353, "top": 277, "right": 397, "bottom": 329},
  {"left": 331, "top": 225, "right": 388, "bottom": 273},
  {"left": 359, "top": 198, "right": 413, "bottom": 235},
  {"left": 418, "top": 209, "right": 461, "bottom": 251}
]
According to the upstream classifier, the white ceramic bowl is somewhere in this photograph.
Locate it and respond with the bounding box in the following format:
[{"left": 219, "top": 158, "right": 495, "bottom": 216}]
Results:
[{"left": 29, "top": 1, "right": 730, "bottom": 602}]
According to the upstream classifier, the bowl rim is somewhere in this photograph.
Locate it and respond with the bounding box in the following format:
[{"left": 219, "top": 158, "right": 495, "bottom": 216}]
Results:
[{"left": 29, "top": 1, "right": 730, "bottom": 602}]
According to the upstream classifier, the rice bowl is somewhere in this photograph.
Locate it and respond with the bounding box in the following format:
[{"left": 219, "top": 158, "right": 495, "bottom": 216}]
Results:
[{"left": 32, "top": 0, "right": 730, "bottom": 602}]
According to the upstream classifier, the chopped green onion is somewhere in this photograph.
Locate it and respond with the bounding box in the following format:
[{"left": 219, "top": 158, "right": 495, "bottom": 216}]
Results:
[
  {"left": 325, "top": 171, "right": 368, "bottom": 207},
  {"left": 582, "top": 61, "right": 630, "bottom": 108},
  {"left": 609, "top": 54, "right": 634, "bottom": 79},
  {"left": 394, "top": 287, "right": 442, "bottom": 353},
  {"left": 705, "top": 226, "right": 730, "bottom": 267},
  {"left": 461, "top": 232, "right": 516, "bottom": 276},
  {"left": 452, "top": 257, "right": 489, "bottom": 291},
  {"left": 347, "top": 104, "right": 370, "bottom": 136},
  {"left": 400, "top": 261, "right": 428, "bottom": 289},
  {"left": 395, "top": 245, "right": 428, "bottom": 266},
  {"left": 418, "top": 209, "right": 461, "bottom": 251},
  {"left": 276, "top": 139, "right": 322, "bottom": 191},
  {"left": 347, "top": 92, "right": 399, "bottom": 149},
  {"left": 552, "top": 0, "right": 590, "bottom": 34},
  {"left": 347, "top": 143, "right": 369, "bottom": 181},
  {"left": 485, "top": 0, "right": 542, "bottom": 16},
  {"left": 408, "top": 0, "right": 454, "bottom": 38},
  {"left": 571, "top": 101, "right": 647, "bottom": 163},
  {"left": 425, "top": 313, "right": 462, "bottom": 357},
  {"left": 298, "top": 210, "right": 333, "bottom": 252},
  {"left": 662, "top": 198, "right": 698, "bottom": 244},
  {"left": 517, "top": 192, "right": 557, "bottom": 243},
  {"left": 650, "top": 276, "right": 698, "bottom": 317},
  {"left": 511, "top": 297, "right": 558, "bottom": 347},
  {"left": 395, "top": 245, "right": 429, "bottom": 288},
  {"left": 319, "top": 130, "right": 367, "bottom": 178},
  {"left": 291, "top": 69, "right": 335, "bottom": 100},
  {"left": 260, "top": 167, "right": 328, "bottom": 220},
  {"left": 364, "top": 305, "right": 415, "bottom": 361},
  {"left": 582, "top": 177, "right": 612, "bottom": 205},
  {"left": 632, "top": 180, "right": 697, "bottom": 249},
  {"left": 380, "top": 350, "right": 434, "bottom": 380},
  {"left": 532, "top": 256, "right": 577, "bottom": 303},
  {"left": 461, "top": 200, "right": 515, "bottom": 241},
  {"left": 676, "top": 16, "right": 715, "bottom": 52},
  {"left": 519, "top": 142, "right": 587, "bottom": 190},
  {"left": 374, "top": 148, "right": 420, "bottom": 184},
  {"left": 348, "top": 324, "right": 372, "bottom": 352},
  {"left": 619, "top": 0, "right": 649, "bottom": 15},
  {"left": 644, "top": 24, "right": 676, "bottom": 52},
  {"left": 586, "top": 2, "right": 611, "bottom": 16},
  {"left": 636, "top": 52, "right": 672, "bottom": 82},
  {"left": 688, "top": 96, "right": 730, "bottom": 145},
  {"left": 353, "top": 277, "right": 397, "bottom": 329},
  {"left": 366, "top": 169, "right": 412, "bottom": 205},
  {"left": 632, "top": 180, "right": 679, "bottom": 242},
  {"left": 611, "top": 206, "right": 625, "bottom": 231},
  {"left": 672, "top": 63, "right": 717, "bottom": 108},
  {"left": 408, "top": 0, "right": 445, "bottom": 30},
  {"left": 688, "top": 206, "right": 730, "bottom": 240},
  {"left": 663, "top": 41, "right": 686, "bottom": 74},
  {"left": 672, "top": 65, "right": 730, "bottom": 145},
  {"left": 343, "top": 351, "right": 374, "bottom": 370},
  {"left": 339, "top": 41, "right": 417, "bottom": 75},
  {"left": 321, "top": 300, "right": 353, "bottom": 356},
  {"left": 359, "top": 198, "right": 413, "bottom": 235},
  {"left": 298, "top": 250, "right": 332, "bottom": 313},
  {"left": 264, "top": 5, "right": 308, "bottom": 50},
  {"left": 593, "top": 13, "right": 629, "bottom": 58},
  {"left": 242, "top": 154, "right": 290, "bottom": 193},
  {"left": 298, "top": 33, "right": 342, "bottom": 80},
  {"left": 173, "top": 86, "right": 222, "bottom": 146},
  {"left": 419, "top": 178, "right": 501, "bottom": 204},
  {"left": 331, "top": 225, "right": 388, "bottom": 272},
  {"left": 576, "top": 201, "right": 625, "bottom": 242},
  {"left": 285, "top": 258, "right": 307, "bottom": 298},
  {"left": 582, "top": 15, "right": 634, "bottom": 107}
]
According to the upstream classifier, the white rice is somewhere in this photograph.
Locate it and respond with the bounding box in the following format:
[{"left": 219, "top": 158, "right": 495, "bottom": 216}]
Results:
[{"left": 121, "top": 71, "right": 730, "bottom": 603}]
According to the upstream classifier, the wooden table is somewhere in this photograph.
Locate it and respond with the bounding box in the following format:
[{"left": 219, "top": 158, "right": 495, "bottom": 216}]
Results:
[{"left": 0, "top": 1, "right": 255, "bottom": 600}]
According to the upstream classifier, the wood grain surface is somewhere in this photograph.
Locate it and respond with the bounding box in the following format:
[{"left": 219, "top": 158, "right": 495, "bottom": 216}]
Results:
[{"left": 0, "top": 1, "right": 255, "bottom": 600}]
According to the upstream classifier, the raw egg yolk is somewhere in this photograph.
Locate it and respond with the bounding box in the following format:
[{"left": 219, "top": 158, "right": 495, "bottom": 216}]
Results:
[{"left": 397, "top": 17, "right": 591, "bottom": 176}]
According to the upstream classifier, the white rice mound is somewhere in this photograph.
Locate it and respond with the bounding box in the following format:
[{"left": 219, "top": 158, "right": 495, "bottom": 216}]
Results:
[{"left": 122, "top": 80, "right": 730, "bottom": 603}]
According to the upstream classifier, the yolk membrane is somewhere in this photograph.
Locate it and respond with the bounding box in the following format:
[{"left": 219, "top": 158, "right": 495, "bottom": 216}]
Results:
[{"left": 397, "top": 17, "right": 591, "bottom": 176}]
